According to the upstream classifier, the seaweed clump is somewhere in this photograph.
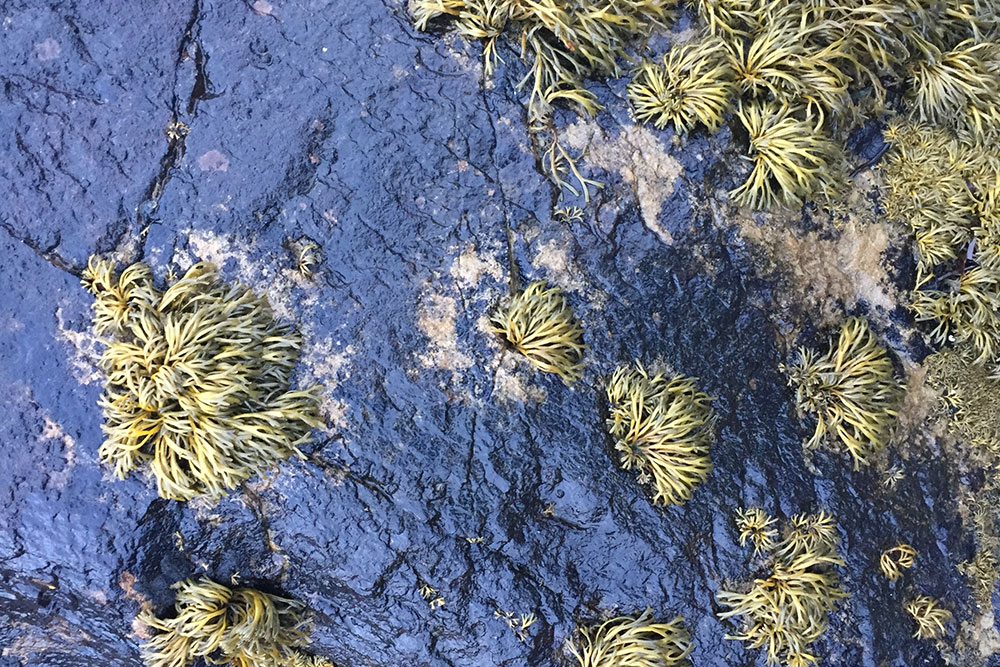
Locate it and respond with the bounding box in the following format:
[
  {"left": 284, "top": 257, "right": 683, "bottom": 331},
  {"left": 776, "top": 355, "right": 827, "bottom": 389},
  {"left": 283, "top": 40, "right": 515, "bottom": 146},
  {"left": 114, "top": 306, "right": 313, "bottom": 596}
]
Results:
[
  {"left": 735, "top": 506, "right": 778, "bottom": 556},
  {"left": 627, "top": 34, "right": 735, "bottom": 134},
  {"left": 568, "top": 608, "right": 692, "bottom": 666},
  {"left": 490, "top": 280, "right": 586, "bottom": 384},
  {"left": 718, "top": 510, "right": 848, "bottom": 667},
  {"left": 140, "top": 577, "right": 332, "bottom": 667},
  {"left": 782, "top": 317, "right": 901, "bottom": 469},
  {"left": 83, "top": 258, "right": 321, "bottom": 501},
  {"left": 605, "top": 363, "right": 715, "bottom": 506},
  {"left": 904, "top": 595, "right": 952, "bottom": 640},
  {"left": 879, "top": 544, "right": 916, "bottom": 581}
]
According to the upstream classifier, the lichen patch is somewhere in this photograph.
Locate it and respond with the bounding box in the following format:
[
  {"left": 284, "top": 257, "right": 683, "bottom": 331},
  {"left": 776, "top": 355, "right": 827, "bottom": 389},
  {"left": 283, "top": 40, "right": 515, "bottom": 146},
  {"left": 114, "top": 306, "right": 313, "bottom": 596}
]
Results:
[
  {"left": 449, "top": 245, "right": 503, "bottom": 289},
  {"left": 417, "top": 293, "right": 474, "bottom": 372}
]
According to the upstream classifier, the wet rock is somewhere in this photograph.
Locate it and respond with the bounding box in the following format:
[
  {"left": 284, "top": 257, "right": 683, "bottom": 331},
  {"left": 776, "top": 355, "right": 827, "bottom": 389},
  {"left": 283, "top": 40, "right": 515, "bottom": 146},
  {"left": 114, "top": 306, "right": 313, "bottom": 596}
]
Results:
[{"left": 0, "top": 1, "right": 992, "bottom": 666}]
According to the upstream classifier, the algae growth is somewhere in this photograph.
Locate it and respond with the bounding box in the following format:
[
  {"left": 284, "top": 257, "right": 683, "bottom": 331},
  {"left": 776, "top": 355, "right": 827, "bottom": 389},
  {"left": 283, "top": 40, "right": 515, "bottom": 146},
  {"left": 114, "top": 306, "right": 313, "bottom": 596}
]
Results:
[
  {"left": 604, "top": 362, "right": 715, "bottom": 506},
  {"left": 83, "top": 257, "right": 321, "bottom": 501},
  {"left": 568, "top": 608, "right": 692, "bottom": 666},
  {"left": 719, "top": 510, "right": 848, "bottom": 667},
  {"left": 139, "top": 577, "right": 332, "bottom": 667}
]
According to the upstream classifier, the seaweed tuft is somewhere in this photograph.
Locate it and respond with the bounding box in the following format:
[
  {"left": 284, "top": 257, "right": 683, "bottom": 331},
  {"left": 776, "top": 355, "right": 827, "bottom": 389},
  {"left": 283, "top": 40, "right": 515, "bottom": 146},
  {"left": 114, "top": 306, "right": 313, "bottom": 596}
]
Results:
[
  {"left": 568, "top": 608, "right": 692, "bottom": 666},
  {"left": 718, "top": 510, "right": 848, "bottom": 666},
  {"left": 605, "top": 363, "right": 715, "bottom": 506},
  {"left": 783, "top": 317, "right": 901, "bottom": 469},
  {"left": 904, "top": 595, "right": 952, "bottom": 640},
  {"left": 139, "top": 577, "right": 333, "bottom": 667},
  {"left": 735, "top": 506, "right": 778, "bottom": 556},
  {"left": 879, "top": 544, "right": 917, "bottom": 581},
  {"left": 82, "top": 257, "right": 322, "bottom": 501},
  {"left": 490, "top": 280, "right": 586, "bottom": 384}
]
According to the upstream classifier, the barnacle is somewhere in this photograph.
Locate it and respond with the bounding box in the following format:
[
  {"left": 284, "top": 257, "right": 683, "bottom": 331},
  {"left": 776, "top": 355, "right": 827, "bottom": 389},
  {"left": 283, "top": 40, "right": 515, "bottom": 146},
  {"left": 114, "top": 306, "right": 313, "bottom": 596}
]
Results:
[
  {"left": 905, "top": 595, "right": 952, "bottom": 640},
  {"left": 490, "top": 280, "right": 586, "bottom": 383},
  {"left": 139, "top": 577, "right": 333, "bottom": 667},
  {"left": 730, "top": 102, "right": 841, "bottom": 209},
  {"left": 783, "top": 317, "right": 901, "bottom": 469},
  {"left": 735, "top": 507, "right": 778, "bottom": 556},
  {"left": 879, "top": 544, "right": 917, "bottom": 581},
  {"left": 568, "top": 608, "right": 693, "bottom": 667},
  {"left": 718, "top": 511, "right": 848, "bottom": 667},
  {"left": 627, "top": 35, "right": 736, "bottom": 134},
  {"left": 605, "top": 363, "right": 715, "bottom": 506},
  {"left": 82, "top": 257, "right": 321, "bottom": 501}
]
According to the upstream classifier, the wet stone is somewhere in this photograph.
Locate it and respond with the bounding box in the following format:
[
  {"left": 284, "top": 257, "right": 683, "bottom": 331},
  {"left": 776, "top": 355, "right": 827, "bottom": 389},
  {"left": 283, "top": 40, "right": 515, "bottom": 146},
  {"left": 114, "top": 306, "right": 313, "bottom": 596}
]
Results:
[{"left": 0, "top": 1, "right": 994, "bottom": 666}]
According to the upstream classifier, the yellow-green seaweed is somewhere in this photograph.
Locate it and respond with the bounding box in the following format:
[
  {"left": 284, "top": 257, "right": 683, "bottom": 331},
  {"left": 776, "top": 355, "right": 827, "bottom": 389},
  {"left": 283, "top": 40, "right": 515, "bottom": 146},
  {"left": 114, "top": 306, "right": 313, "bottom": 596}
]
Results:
[
  {"left": 605, "top": 363, "right": 715, "bottom": 506},
  {"left": 879, "top": 544, "right": 917, "bottom": 581},
  {"left": 718, "top": 510, "right": 848, "bottom": 667},
  {"left": 735, "top": 506, "right": 778, "bottom": 557},
  {"left": 568, "top": 607, "right": 692, "bottom": 667},
  {"left": 627, "top": 34, "right": 736, "bottom": 133},
  {"left": 490, "top": 280, "right": 586, "bottom": 383},
  {"left": 139, "top": 577, "right": 333, "bottom": 667},
  {"left": 783, "top": 317, "right": 901, "bottom": 469},
  {"left": 83, "top": 257, "right": 321, "bottom": 501},
  {"left": 904, "top": 595, "right": 952, "bottom": 640}
]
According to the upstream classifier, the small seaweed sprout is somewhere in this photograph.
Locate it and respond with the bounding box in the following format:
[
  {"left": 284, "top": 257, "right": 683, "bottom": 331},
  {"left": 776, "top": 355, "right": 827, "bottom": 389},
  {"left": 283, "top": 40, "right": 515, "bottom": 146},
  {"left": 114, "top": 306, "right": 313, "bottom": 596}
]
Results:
[
  {"left": 496, "top": 609, "right": 538, "bottom": 642},
  {"left": 82, "top": 257, "right": 322, "bottom": 501},
  {"left": 420, "top": 584, "right": 446, "bottom": 609},
  {"left": 542, "top": 135, "right": 604, "bottom": 202},
  {"left": 554, "top": 205, "right": 585, "bottom": 225},
  {"left": 730, "top": 102, "right": 840, "bottom": 209},
  {"left": 735, "top": 507, "right": 778, "bottom": 556},
  {"left": 139, "top": 577, "right": 332, "bottom": 667},
  {"left": 490, "top": 280, "right": 586, "bottom": 384},
  {"left": 882, "top": 464, "right": 905, "bottom": 490},
  {"left": 568, "top": 608, "right": 693, "bottom": 667},
  {"left": 605, "top": 363, "right": 715, "bottom": 506},
  {"left": 880, "top": 544, "right": 917, "bottom": 581},
  {"left": 905, "top": 595, "right": 952, "bottom": 640},
  {"left": 295, "top": 240, "right": 320, "bottom": 279},
  {"left": 783, "top": 317, "right": 901, "bottom": 469},
  {"left": 627, "top": 35, "right": 736, "bottom": 134},
  {"left": 718, "top": 510, "right": 848, "bottom": 667}
]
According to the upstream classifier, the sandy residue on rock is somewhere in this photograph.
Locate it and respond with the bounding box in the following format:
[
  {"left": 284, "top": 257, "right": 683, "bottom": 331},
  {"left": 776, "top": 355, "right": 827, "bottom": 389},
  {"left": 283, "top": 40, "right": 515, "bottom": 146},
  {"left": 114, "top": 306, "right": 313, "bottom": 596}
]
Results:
[
  {"left": 493, "top": 354, "right": 546, "bottom": 404},
  {"left": 417, "top": 293, "right": 474, "bottom": 372},
  {"left": 40, "top": 417, "right": 76, "bottom": 490},
  {"left": 564, "top": 119, "right": 683, "bottom": 244},
  {"left": 734, "top": 208, "right": 900, "bottom": 328},
  {"left": 54, "top": 306, "right": 103, "bottom": 386},
  {"left": 449, "top": 245, "right": 503, "bottom": 290},
  {"left": 299, "top": 337, "right": 354, "bottom": 431}
]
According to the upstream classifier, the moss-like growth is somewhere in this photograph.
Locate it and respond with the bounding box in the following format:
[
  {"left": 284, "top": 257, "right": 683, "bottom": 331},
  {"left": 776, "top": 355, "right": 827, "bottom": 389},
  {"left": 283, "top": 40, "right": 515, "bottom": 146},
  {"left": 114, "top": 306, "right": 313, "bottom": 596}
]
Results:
[
  {"left": 627, "top": 35, "right": 735, "bottom": 133},
  {"left": 83, "top": 257, "right": 321, "bottom": 501},
  {"left": 140, "top": 577, "right": 332, "bottom": 667},
  {"left": 605, "top": 363, "right": 715, "bottom": 506},
  {"left": 718, "top": 510, "right": 848, "bottom": 667},
  {"left": 735, "top": 507, "right": 778, "bottom": 556},
  {"left": 904, "top": 595, "right": 952, "bottom": 640},
  {"left": 879, "top": 544, "right": 916, "bottom": 581},
  {"left": 783, "top": 317, "right": 901, "bottom": 469},
  {"left": 926, "top": 349, "right": 1000, "bottom": 452},
  {"left": 490, "top": 280, "right": 586, "bottom": 384},
  {"left": 730, "top": 102, "right": 841, "bottom": 208},
  {"left": 568, "top": 608, "right": 692, "bottom": 666}
]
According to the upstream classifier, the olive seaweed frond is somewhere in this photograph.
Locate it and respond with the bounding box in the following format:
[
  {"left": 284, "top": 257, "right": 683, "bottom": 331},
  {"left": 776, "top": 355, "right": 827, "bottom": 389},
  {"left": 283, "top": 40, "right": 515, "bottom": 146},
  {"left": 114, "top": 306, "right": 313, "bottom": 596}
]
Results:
[
  {"left": 490, "top": 280, "right": 586, "bottom": 384},
  {"left": 904, "top": 595, "right": 952, "bottom": 640},
  {"left": 568, "top": 608, "right": 693, "bottom": 667}
]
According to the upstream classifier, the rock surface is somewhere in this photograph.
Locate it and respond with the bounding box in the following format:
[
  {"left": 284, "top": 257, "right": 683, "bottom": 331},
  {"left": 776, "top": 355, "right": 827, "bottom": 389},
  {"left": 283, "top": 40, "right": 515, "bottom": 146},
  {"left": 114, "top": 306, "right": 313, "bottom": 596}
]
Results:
[{"left": 0, "top": 1, "right": 994, "bottom": 666}]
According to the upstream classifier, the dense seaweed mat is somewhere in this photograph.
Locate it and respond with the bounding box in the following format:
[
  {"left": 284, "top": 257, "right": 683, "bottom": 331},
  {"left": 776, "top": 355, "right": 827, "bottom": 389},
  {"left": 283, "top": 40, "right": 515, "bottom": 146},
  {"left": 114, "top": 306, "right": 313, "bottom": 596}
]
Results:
[{"left": 0, "top": 1, "right": 993, "bottom": 666}]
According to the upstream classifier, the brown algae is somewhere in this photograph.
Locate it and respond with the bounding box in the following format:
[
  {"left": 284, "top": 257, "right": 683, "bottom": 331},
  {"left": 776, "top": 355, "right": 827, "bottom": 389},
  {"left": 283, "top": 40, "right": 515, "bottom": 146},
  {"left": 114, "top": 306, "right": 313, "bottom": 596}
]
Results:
[
  {"left": 879, "top": 544, "right": 917, "bottom": 581},
  {"left": 735, "top": 506, "right": 779, "bottom": 557},
  {"left": 605, "top": 363, "right": 715, "bottom": 506},
  {"left": 904, "top": 595, "right": 952, "bottom": 640},
  {"left": 490, "top": 280, "right": 586, "bottom": 384},
  {"left": 783, "top": 317, "right": 901, "bottom": 469},
  {"left": 718, "top": 510, "right": 848, "bottom": 667},
  {"left": 140, "top": 577, "right": 333, "bottom": 667},
  {"left": 568, "top": 608, "right": 692, "bottom": 666},
  {"left": 83, "top": 257, "right": 321, "bottom": 501}
]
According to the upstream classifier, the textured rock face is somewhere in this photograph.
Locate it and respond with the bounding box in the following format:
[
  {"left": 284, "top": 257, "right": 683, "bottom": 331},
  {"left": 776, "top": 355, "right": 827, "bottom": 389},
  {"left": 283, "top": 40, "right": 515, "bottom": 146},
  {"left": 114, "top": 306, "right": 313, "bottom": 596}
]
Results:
[{"left": 0, "top": 2, "right": 991, "bottom": 666}]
